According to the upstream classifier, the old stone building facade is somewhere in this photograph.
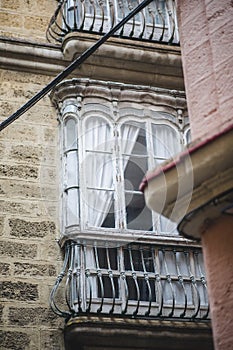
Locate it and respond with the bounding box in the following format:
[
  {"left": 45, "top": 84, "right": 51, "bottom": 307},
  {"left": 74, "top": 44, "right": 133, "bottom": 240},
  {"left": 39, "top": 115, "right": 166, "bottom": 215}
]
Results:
[
  {"left": 0, "top": 1, "right": 214, "bottom": 350},
  {"left": 0, "top": 1, "right": 65, "bottom": 348}
]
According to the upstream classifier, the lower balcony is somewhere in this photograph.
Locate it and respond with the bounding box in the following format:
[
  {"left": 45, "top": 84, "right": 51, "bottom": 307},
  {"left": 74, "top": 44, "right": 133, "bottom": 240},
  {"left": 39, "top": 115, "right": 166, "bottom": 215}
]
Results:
[
  {"left": 51, "top": 241, "right": 213, "bottom": 349},
  {"left": 51, "top": 241, "right": 210, "bottom": 320}
]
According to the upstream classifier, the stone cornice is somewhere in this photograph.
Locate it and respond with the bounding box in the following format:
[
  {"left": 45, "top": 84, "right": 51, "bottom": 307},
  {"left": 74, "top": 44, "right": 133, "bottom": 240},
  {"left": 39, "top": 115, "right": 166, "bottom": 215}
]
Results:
[
  {"left": 62, "top": 32, "right": 184, "bottom": 90},
  {"left": 0, "top": 35, "right": 184, "bottom": 90},
  {"left": 65, "top": 316, "right": 213, "bottom": 350},
  {"left": 0, "top": 37, "right": 67, "bottom": 76},
  {"left": 50, "top": 78, "right": 186, "bottom": 112}
]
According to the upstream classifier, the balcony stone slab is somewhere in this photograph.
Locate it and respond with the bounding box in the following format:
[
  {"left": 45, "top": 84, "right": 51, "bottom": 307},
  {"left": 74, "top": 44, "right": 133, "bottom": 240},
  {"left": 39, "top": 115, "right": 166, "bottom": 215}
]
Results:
[
  {"left": 64, "top": 316, "right": 213, "bottom": 350},
  {"left": 62, "top": 32, "right": 184, "bottom": 90}
]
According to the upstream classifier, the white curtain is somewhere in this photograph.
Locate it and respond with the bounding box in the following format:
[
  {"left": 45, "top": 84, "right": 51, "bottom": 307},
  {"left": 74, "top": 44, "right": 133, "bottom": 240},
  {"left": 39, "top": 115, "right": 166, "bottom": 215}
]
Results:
[
  {"left": 85, "top": 117, "right": 114, "bottom": 227},
  {"left": 152, "top": 123, "right": 180, "bottom": 234},
  {"left": 85, "top": 119, "right": 140, "bottom": 228},
  {"left": 121, "top": 122, "right": 140, "bottom": 170},
  {"left": 152, "top": 124, "right": 180, "bottom": 163}
]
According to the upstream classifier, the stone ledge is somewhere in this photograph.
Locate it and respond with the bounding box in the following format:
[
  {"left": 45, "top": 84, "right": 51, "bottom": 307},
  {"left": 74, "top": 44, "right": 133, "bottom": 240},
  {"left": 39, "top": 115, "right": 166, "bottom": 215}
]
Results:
[
  {"left": 62, "top": 32, "right": 184, "bottom": 90},
  {"left": 64, "top": 316, "right": 213, "bottom": 350},
  {"left": 0, "top": 35, "right": 183, "bottom": 90}
]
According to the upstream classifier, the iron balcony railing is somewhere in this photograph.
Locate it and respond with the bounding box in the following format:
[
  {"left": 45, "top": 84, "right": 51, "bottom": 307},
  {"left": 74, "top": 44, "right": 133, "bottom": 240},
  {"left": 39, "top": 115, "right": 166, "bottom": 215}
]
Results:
[
  {"left": 47, "top": 0, "right": 179, "bottom": 44},
  {"left": 50, "top": 241, "right": 209, "bottom": 321}
]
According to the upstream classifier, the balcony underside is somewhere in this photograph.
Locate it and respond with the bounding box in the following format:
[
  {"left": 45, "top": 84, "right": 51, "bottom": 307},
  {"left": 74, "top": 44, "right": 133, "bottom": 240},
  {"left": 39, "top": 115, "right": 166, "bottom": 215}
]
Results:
[{"left": 64, "top": 316, "right": 213, "bottom": 350}]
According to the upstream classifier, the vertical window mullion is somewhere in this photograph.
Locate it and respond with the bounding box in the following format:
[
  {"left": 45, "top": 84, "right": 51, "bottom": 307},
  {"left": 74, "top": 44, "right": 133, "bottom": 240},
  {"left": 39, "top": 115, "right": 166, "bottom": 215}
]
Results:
[
  {"left": 115, "top": 125, "right": 126, "bottom": 229},
  {"left": 147, "top": 119, "right": 159, "bottom": 232}
]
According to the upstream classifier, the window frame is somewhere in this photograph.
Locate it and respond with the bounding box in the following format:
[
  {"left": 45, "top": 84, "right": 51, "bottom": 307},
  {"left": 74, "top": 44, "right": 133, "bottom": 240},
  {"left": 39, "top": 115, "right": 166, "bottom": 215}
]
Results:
[
  {"left": 53, "top": 79, "right": 189, "bottom": 245},
  {"left": 61, "top": 109, "right": 189, "bottom": 239}
]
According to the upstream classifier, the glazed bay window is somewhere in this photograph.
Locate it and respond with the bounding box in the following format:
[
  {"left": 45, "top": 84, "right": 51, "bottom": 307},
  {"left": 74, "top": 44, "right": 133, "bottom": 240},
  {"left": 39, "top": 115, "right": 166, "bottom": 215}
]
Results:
[
  {"left": 50, "top": 79, "right": 210, "bottom": 321},
  {"left": 52, "top": 79, "right": 189, "bottom": 243}
]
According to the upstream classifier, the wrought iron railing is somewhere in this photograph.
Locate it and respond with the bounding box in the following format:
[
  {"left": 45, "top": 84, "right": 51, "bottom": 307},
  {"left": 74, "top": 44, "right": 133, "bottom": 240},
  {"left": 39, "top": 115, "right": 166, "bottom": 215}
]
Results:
[
  {"left": 50, "top": 241, "right": 209, "bottom": 320},
  {"left": 47, "top": 0, "right": 179, "bottom": 44}
]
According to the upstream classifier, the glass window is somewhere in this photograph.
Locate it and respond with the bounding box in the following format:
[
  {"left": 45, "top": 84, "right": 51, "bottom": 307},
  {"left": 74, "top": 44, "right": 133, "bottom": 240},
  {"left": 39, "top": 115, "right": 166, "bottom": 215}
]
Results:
[
  {"left": 62, "top": 109, "right": 187, "bottom": 236},
  {"left": 63, "top": 118, "right": 79, "bottom": 227},
  {"left": 84, "top": 116, "right": 115, "bottom": 228}
]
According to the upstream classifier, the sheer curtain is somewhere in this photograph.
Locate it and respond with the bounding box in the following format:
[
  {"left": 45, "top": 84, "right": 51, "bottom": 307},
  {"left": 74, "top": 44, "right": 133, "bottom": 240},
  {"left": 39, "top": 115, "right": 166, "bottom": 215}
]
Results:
[
  {"left": 120, "top": 122, "right": 140, "bottom": 170},
  {"left": 152, "top": 123, "right": 181, "bottom": 234},
  {"left": 152, "top": 124, "right": 180, "bottom": 162},
  {"left": 85, "top": 119, "right": 140, "bottom": 228},
  {"left": 85, "top": 116, "right": 114, "bottom": 227}
]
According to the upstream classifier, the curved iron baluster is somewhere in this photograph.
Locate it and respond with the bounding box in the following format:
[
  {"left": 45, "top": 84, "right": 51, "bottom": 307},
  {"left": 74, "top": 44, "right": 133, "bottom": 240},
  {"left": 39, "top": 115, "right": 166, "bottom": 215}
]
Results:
[
  {"left": 174, "top": 249, "right": 188, "bottom": 318},
  {"left": 165, "top": 2, "right": 175, "bottom": 44},
  {"left": 108, "top": 0, "right": 115, "bottom": 28},
  {"left": 48, "top": 11, "right": 67, "bottom": 40},
  {"left": 94, "top": 246, "right": 104, "bottom": 313},
  {"left": 140, "top": 248, "right": 152, "bottom": 316},
  {"left": 97, "top": 0, "right": 105, "bottom": 32},
  {"left": 185, "top": 251, "right": 201, "bottom": 319},
  {"left": 128, "top": 246, "right": 140, "bottom": 316},
  {"left": 128, "top": 2, "right": 136, "bottom": 38},
  {"left": 152, "top": 246, "right": 163, "bottom": 316},
  {"left": 121, "top": 270, "right": 129, "bottom": 314},
  {"left": 139, "top": 2, "right": 146, "bottom": 39},
  {"left": 61, "top": 1, "right": 73, "bottom": 32},
  {"left": 106, "top": 247, "right": 116, "bottom": 314},
  {"left": 83, "top": 245, "right": 92, "bottom": 312},
  {"left": 194, "top": 251, "right": 210, "bottom": 319},
  {"left": 80, "top": 0, "right": 86, "bottom": 30},
  {"left": 46, "top": 1, "right": 66, "bottom": 42},
  {"left": 74, "top": 243, "right": 82, "bottom": 312},
  {"left": 163, "top": 248, "right": 175, "bottom": 317},
  {"left": 65, "top": 242, "right": 73, "bottom": 312},
  {"left": 119, "top": 1, "right": 125, "bottom": 37},
  {"left": 65, "top": 242, "right": 80, "bottom": 314},
  {"left": 148, "top": 5, "right": 155, "bottom": 40},
  {"left": 47, "top": 26, "right": 63, "bottom": 43},
  {"left": 155, "top": 0, "right": 165, "bottom": 42},
  {"left": 88, "top": 0, "right": 96, "bottom": 31},
  {"left": 49, "top": 241, "right": 71, "bottom": 318},
  {"left": 72, "top": 0, "right": 78, "bottom": 30}
]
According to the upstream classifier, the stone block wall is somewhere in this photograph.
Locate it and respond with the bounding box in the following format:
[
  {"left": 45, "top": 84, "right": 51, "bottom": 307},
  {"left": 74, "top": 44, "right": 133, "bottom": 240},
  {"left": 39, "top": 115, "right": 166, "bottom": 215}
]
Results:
[
  {"left": 0, "top": 68, "right": 65, "bottom": 349},
  {"left": 0, "top": 0, "right": 56, "bottom": 43}
]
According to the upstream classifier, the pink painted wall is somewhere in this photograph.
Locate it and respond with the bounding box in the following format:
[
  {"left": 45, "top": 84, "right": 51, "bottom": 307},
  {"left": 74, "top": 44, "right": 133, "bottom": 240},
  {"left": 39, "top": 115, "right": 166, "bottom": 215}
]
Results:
[
  {"left": 202, "top": 215, "right": 233, "bottom": 350},
  {"left": 177, "top": 0, "right": 233, "bottom": 141},
  {"left": 177, "top": 1, "right": 233, "bottom": 349}
]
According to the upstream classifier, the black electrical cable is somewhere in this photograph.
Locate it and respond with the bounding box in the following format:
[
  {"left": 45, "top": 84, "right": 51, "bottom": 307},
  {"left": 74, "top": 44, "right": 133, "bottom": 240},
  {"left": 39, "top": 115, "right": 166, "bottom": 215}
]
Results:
[{"left": 0, "top": 0, "right": 154, "bottom": 132}]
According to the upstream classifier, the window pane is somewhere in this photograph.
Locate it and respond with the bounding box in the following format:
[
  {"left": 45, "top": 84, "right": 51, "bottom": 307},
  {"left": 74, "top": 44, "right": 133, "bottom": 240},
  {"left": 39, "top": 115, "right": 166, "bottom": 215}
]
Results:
[
  {"left": 66, "top": 151, "right": 79, "bottom": 187},
  {"left": 186, "top": 129, "right": 191, "bottom": 144},
  {"left": 85, "top": 116, "right": 112, "bottom": 152},
  {"left": 96, "top": 248, "right": 118, "bottom": 270},
  {"left": 65, "top": 118, "right": 77, "bottom": 149},
  {"left": 121, "top": 122, "right": 146, "bottom": 156},
  {"left": 152, "top": 124, "right": 180, "bottom": 160},
  {"left": 87, "top": 189, "right": 114, "bottom": 228},
  {"left": 124, "top": 156, "right": 147, "bottom": 191},
  {"left": 66, "top": 188, "right": 79, "bottom": 226},
  {"left": 85, "top": 117, "right": 115, "bottom": 228},
  {"left": 85, "top": 153, "right": 113, "bottom": 189},
  {"left": 125, "top": 193, "right": 152, "bottom": 230}
]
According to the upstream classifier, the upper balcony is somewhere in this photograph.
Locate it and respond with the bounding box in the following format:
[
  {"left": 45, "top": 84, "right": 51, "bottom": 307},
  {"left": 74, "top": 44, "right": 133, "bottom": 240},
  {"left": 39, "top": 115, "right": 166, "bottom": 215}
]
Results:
[
  {"left": 46, "top": 1, "right": 183, "bottom": 90},
  {"left": 47, "top": 0, "right": 179, "bottom": 45}
]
